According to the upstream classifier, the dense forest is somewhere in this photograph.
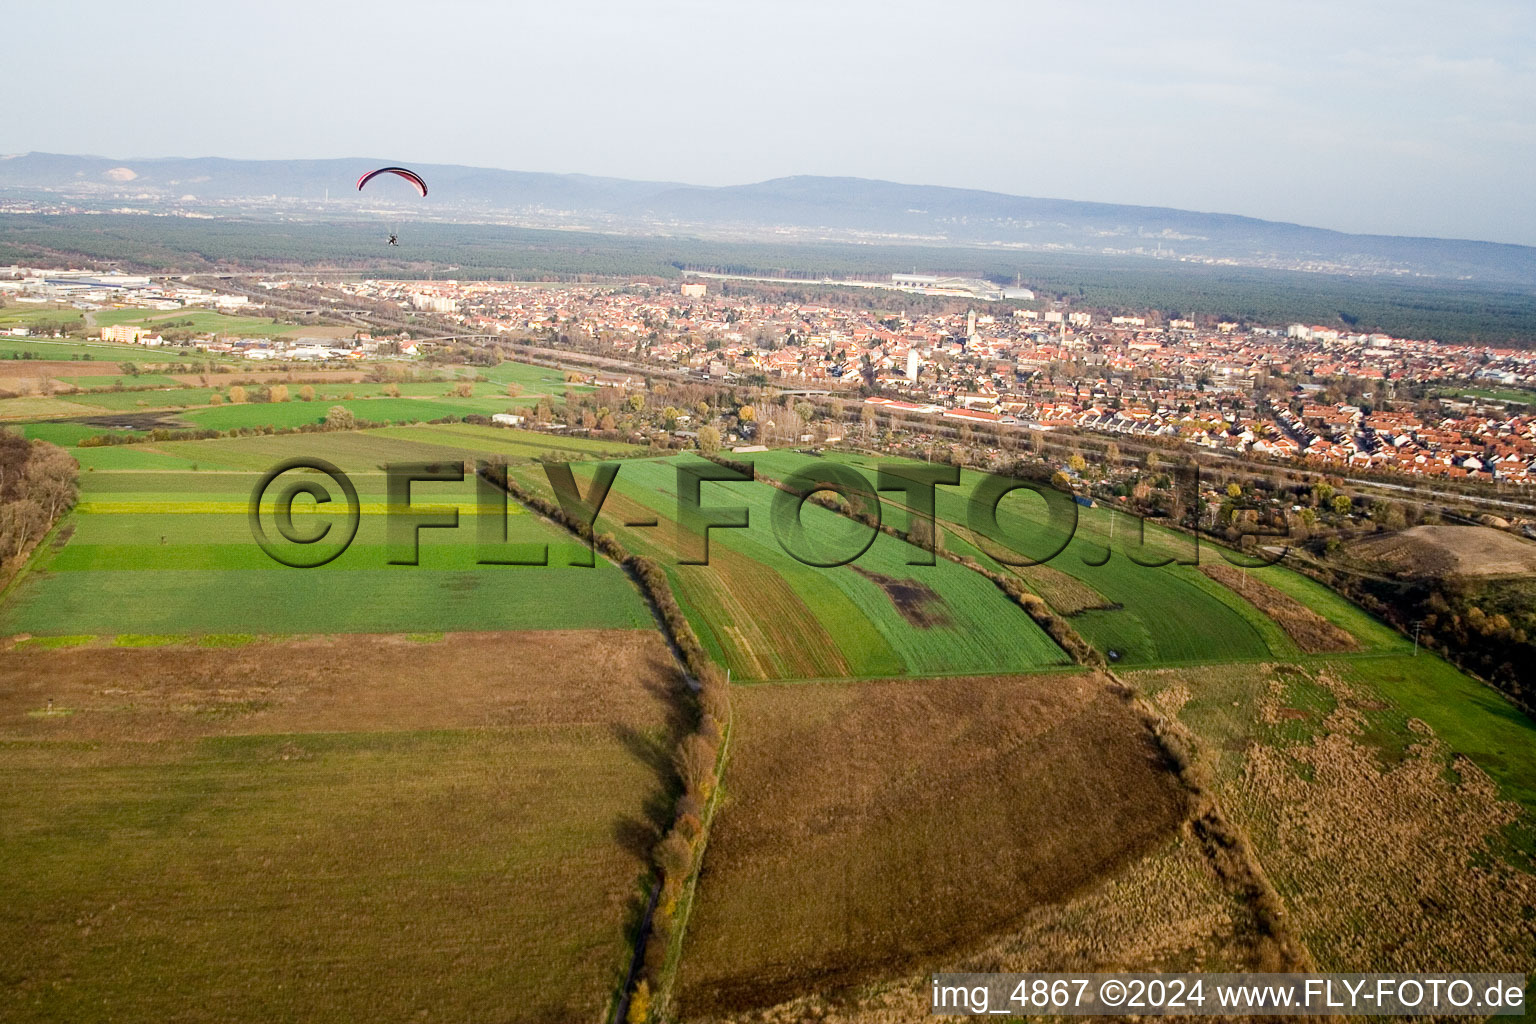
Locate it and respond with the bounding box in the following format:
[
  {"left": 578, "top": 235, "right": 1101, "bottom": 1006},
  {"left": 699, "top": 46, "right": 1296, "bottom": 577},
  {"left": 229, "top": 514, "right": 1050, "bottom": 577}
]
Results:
[{"left": 3, "top": 214, "right": 1536, "bottom": 344}]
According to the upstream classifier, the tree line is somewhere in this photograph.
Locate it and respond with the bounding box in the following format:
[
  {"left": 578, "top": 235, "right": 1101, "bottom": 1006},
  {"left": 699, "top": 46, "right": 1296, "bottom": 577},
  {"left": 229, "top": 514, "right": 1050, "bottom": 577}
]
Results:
[
  {"left": 0, "top": 430, "right": 78, "bottom": 574},
  {"left": 487, "top": 462, "right": 730, "bottom": 1024}
]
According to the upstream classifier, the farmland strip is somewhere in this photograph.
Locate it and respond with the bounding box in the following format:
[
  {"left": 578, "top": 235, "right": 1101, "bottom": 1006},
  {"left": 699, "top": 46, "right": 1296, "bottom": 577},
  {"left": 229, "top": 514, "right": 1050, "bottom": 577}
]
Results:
[{"left": 486, "top": 465, "right": 732, "bottom": 1023}]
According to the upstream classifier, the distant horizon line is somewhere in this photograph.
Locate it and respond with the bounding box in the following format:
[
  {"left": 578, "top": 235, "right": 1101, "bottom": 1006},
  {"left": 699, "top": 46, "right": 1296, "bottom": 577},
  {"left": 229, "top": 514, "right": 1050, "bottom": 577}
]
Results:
[{"left": 3, "top": 148, "right": 1532, "bottom": 252}]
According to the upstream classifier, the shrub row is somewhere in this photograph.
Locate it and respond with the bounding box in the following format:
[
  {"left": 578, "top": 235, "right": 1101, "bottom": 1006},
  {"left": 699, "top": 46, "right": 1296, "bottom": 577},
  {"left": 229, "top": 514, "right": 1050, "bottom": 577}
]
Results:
[
  {"left": 704, "top": 454, "right": 755, "bottom": 479},
  {"left": 75, "top": 413, "right": 478, "bottom": 447},
  {"left": 1107, "top": 674, "right": 1311, "bottom": 972},
  {"left": 491, "top": 466, "right": 730, "bottom": 1023}
]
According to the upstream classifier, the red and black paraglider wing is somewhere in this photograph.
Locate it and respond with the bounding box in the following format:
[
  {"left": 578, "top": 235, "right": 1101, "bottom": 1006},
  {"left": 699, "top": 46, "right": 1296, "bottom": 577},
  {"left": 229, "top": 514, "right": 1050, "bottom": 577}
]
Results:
[{"left": 355, "top": 166, "right": 428, "bottom": 197}]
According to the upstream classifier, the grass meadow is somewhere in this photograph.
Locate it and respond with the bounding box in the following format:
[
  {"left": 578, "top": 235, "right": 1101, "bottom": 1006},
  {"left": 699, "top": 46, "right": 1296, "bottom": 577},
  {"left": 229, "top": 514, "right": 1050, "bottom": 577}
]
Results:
[
  {"left": 0, "top": 336, "right": 203, "bottom": 361},
  {"left": 0, "top": 631, "right": 681, "bottom": 1023},
  {"left": 0, "top": 382, "right": 570, "bottom": 429},
  {"left": 479, "top": 358, "right": 596, "bottom": 399},
  {"left": 0, "top": 305, "right": 85, "bottom": 331},
  {"left": 179, "top": 394, "right": 519, "bottom": 431}
]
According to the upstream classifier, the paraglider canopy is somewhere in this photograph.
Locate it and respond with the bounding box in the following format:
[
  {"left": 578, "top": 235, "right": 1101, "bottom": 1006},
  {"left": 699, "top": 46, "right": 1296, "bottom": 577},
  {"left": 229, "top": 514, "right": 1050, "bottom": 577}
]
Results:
[{"left": 356, "top": 166, "right": 428, "bottom": 197}]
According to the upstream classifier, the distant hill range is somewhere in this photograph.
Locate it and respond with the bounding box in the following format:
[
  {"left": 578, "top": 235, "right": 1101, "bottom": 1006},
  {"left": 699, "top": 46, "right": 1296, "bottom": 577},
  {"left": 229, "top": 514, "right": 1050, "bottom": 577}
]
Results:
[{"left": 2, "top": 152, "right": 1533, "bottom": 290}]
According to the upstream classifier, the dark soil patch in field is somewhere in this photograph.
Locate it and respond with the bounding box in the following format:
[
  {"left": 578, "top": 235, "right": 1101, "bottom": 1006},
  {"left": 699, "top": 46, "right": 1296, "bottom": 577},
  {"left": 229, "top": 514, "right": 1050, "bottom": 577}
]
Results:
[
  {"left": 72, "top": 410, "right": 190, "bottom": 430},
  {"left": 851, "top": 566, "right": 953, "bottom": 628},
  {"left": 22, "top": 409, "right": 190, "bottom": 432}
]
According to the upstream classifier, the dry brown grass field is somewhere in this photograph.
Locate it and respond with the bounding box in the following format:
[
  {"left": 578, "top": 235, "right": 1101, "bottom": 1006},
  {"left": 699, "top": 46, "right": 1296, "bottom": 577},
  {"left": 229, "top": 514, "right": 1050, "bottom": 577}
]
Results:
[
  {"left": 1011, "top": 562, "right": 1116, "bottom": 616},
  {"left": 0, "top": 361, "right": 115, "bottom": 385},
  {"left": 1134, "top": 662, "right": 1536, "bottom": 977},
  {"left": 1347, "top": 524, "right": 1536, "bottom": 578},
  {"left": 674, "top": 672, "right": 1190, "bottom": 1018},
  {"left": 1197, "top": 562, "right": 1357, "bottom": 653},
  {"left": 0, "top": 630, "right": 683, "bottom": 1024},
  {"left": 0, "top": 630, "right": 681, "bottom": 740},
  {"left": 0, "top": 360, "right": 370, "bottom": 393},
  {"left": 683, "top": 836, "right": 1258, "bottom": 1024}
]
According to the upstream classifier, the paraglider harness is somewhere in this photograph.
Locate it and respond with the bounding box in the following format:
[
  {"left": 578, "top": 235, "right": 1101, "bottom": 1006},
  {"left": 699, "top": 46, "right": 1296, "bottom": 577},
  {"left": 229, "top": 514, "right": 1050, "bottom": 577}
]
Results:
[{"left": 387, "top": 232, "right": 398, "bottom": 246}]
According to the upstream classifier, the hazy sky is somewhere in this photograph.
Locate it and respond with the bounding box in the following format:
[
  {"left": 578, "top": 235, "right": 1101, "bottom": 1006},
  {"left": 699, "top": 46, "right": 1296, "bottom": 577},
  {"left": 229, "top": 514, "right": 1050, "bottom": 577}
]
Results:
[{"left": 10, "top": 0, "right": 1535, "bottom": 245}]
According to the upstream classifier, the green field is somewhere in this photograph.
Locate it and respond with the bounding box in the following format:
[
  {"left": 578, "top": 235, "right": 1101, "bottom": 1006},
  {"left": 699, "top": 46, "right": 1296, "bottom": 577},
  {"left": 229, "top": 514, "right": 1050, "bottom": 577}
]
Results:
[
  {"left": 65, "top": 421, "right": 634, "bottom": 472},
  {"left": 481, "top": 358, "right": 596, "bottom": 398},
  {"left": 6, "top": 396, "right": 526, "bottom": 444},
  {"left": 89, "top": 308, "right": 300, "bottom": 337},
  {"left": 16, "top": 422, "right": 145, "bottom": 446},
  {"left": 1, "top": 428, "right": 653, "bottom": 638},
  {"left": 508, "top": 454, "right": 1071, "bottom": 680},
  {"left": 2, "top": 433, "right": 1495, "bottom": 677},
  {"left": 0, "top": 336, "right": 203, "bottom": 361},
  {"left": 1431, "top": 385, "right": 1536, "bottom": 405},
  {"left": 0, "top": 354, "right": 593, "bottom": 463},
  {"left": 753, "top": 449, "right": 1401, "bottom": 668},
  {"left": 179, "top": 394, "right": 516, "bottom": 431},
  {"left": 757, "top": 451, "right": 1260, "bottom": 664},
  {"left": 0, "top": 305, "right": 85, "bottom": 330}
]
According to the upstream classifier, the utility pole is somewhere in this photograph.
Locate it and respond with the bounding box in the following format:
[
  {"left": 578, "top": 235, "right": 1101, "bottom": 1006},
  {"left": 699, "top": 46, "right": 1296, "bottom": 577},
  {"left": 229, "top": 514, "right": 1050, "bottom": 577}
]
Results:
[{"left": 1412, "top": 618, "right": 1424, "bottom": 656}]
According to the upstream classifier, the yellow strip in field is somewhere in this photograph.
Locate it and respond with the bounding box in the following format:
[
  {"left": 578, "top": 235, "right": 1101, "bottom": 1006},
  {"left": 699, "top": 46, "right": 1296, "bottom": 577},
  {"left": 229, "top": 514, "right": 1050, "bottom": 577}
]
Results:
[{"left": 75, "top": 500, "right": 524, "bottom": 516}]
